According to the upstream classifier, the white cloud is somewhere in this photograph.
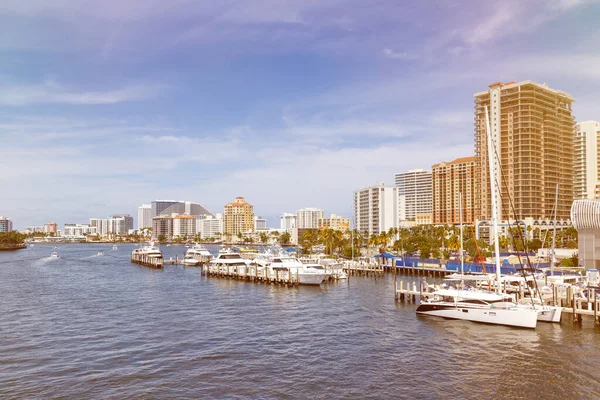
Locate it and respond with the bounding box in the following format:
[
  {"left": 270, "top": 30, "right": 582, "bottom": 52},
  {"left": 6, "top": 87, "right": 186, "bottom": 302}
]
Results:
[
  {"left": 0, "top": 80, "right": 166, "bottom": 106},
  {"left": 382, "top": 48, "right": 416, "bottom": 60}
]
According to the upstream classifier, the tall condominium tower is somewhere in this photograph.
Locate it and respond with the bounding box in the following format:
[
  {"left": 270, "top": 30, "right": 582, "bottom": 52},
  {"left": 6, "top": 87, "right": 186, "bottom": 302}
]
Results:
[
  {"left": 394, "top": 169, "right": 432, "bottom": 221},
  {"left": 296, "top": 208, "right": 324, "bottom": 229},
  {"left": 280, "top": 213, "right": 297, "bottom": 231},
  {"left": 138, "top": 204, "right": 152, "bottom": 229},
  {"left": 432, "top": 157, "right": 476, "bottom": 225},
  {"left": 353, "top": 184, "right": 398, "bottom": 236},
  {"left": 474, "top": 81, "right": 575, "bottom": 221},
  {"left": 574, "top": 121, "right": 600, "bottom": 200},
  {"left": 224, "top": 197, "right": 254, "bottom": 237}
]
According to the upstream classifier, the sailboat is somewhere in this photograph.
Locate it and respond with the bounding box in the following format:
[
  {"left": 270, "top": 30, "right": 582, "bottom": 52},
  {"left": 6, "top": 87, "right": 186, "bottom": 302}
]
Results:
[{"left": 416, "top": 107, "right": 538, "bottom": 329}]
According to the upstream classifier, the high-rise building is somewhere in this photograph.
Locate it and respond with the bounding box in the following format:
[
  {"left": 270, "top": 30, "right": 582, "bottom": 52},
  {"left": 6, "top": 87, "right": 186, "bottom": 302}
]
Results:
[
  {"left": 296, "top": 208, "right": 324, "bottom": 229},
  {"left": 474, "top": 81, "right": 575, "bottom": 221},
  {"left": 280, "top": 213, "right": 297, "bottom": 231},
  {"left": 254, "top": 216, "right": 267, "bottom": 231},
  {"left": 63, "top": 223, "right": 97, "bottom": 238},
  {"left": 394, "top": 170, "right": 432, "bottom": 221},
  {"left": 353, "top": 184, "right": 399, "bottom": 236},
  {"left": 112, "top": 214, "right": 133, "bottom": 234},
  {"left": 0, "top": 216, "right": 13, "bottom": 232},
  {"left": 318, "top": 214, "right": 350, "bottom": 231},
  {"left": 432, "top": 156, "right": 476, "bottom": 225},
  {"left": 198, "top": 213, "right": 223, "bottom": 239},
  {"left": 574, "top": 121, "right": 600, "bottom": 200},
  {"left": 224, "top": 197, "right": 254, "bottom": 237},
  {"left": 150, "top": 200, "right": 211, "bottom": 218},
  {"left": 138, "top": 204, "right": 152, "bottom": 229},
  {"left": 152, "top": 215, "right": 173, "bottom": 240}
]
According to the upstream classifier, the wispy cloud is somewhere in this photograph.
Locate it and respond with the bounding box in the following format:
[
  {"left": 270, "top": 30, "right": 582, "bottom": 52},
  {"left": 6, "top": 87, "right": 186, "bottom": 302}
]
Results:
[
  {"left": 0, "top": 80, "right": 166, "bottom": 106},
  {"left": 382, "top": 48, "right": 416, "bottom": 60}
]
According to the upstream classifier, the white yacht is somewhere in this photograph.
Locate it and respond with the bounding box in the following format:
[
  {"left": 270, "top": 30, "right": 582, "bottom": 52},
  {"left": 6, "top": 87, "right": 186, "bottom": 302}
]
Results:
[
  {"left": 182, "top": 255, "right": 200, "bottom": 266},
  {"left": 132, "top": 242, "right": 163, "bottom": 259},
  {"left": 97, "top": 251, "right": 105, "bottom": 256},
  {"left": 50, "top": 251, "right": 59, "bottom": 259},
  {"left": 208, "top": 250, "right": 249, "bottom": 274},
  {"left": 186, "top": 244, "right": 212, "bottom": 258},
  {"left": 258, "top": 256, "right": 327, "bottom": 285}
]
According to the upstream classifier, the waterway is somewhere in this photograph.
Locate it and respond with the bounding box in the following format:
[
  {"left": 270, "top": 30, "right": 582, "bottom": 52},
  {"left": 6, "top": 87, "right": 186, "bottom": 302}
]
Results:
[{"left": 1, "top": 244, "right": 599, "bottom": 399}]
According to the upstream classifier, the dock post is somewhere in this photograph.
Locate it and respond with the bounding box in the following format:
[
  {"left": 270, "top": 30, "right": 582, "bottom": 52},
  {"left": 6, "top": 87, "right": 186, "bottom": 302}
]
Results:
[
  {"left": 594, "top": 289, "right": 599, "bottom": 327},
  {"left": 394, "top": 279, "right": 398, "bottom": 302},
  {"left": 412, "top": 281, "right": 417, "bottom": 303}
]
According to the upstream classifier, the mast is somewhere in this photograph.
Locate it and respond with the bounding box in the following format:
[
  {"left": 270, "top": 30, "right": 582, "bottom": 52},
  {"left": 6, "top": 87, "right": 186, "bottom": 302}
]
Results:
[
  {"left": 551, "top": 184, "right": 559, "bottom": 276},
  {"left": 485, "top": 106, "right": 502, "bottom": 294},
  {"left": 459, "top": 192, "right": 464, "bottom": 284}
]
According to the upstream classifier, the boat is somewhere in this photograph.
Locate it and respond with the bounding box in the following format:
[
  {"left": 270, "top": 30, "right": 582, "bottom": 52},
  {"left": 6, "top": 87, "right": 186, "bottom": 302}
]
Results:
[
  {"left": 132, "top": 242, "right": 163, "bottom": 259},
  {"left": 166, "top": 244, "right": 172, "bottom": 247},
  {"left": 208, "top": 249, "right": 249, "bottom": 275},
  {"left": 97, "top": 251, "right": 104, "bottom": 256},
  {"left": 182, "top": 255, "right": 200, "bottom": 266},
  {"left": 185, "top": 244, "right": 190, "bottom": 248},
  {"left": 112, "top": 245, "right": 118, "bottom": 250},
  {"left": 186, "top": 244, "right": 212, "bottom": 258},
  {"left": 417, "top": 135, "right": 538, "bottom": 329},
  {"left": 253, "top": 255, "right": 327, "bottom": 285},
  {"left": 50, "top": 252, "right": 59, "bottom": 258}
]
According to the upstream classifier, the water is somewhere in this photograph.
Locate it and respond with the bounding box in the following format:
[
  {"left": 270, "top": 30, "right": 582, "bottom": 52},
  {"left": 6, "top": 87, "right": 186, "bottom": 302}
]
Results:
[{"left": 1, "top": 244, "right": 599, "bottom": 399}]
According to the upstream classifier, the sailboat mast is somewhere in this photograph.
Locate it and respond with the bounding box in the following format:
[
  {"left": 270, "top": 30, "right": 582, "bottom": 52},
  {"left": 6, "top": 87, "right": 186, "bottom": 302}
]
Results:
[
  {"left": 551, "top": 184, "right": 559, "bottom": 275},
  {"left": 485, "top": 106, "right": 502, "bottom": 294},
  {"left": 459, "top": 192, "right": 464, "bottom": 277}
]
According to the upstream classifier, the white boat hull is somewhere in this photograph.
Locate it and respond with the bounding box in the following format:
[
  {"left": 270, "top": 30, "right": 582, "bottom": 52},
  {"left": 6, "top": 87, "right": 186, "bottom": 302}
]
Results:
[
  {"left": 297, "top": 272, "right": 326, "bottom": 285},
  {"left": 417, "top": 303, "right": 538, "bottom": 329}
]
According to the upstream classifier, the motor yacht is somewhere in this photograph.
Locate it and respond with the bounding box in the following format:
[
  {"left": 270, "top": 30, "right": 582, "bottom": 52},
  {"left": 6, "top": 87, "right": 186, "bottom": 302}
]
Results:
[
  {"left": 50, "top": 252, "right": 59, "bottom": 259},
  {"left": 97, "top": 251, "right": 105, "bottom": 256},
  {"left": 182, "top": 255, "right": 200, "bottom": 266},
  {"left": 258, "top": 256, "right": 327, "bottom": 285},
  {"left": 132, "top": 242, "right": 163, "bottom": 259},
  {"left": 208, "top": 249, "right": 249, "bottom": 275},
  {"left": 186, "top": 244, "right": 212, "bottom": 258}
]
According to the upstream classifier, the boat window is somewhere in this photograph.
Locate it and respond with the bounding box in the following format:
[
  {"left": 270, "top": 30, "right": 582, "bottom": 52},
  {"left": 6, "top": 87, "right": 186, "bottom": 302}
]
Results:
[{"left": 272, "top": 258, "right": 282, "bottom": 263}]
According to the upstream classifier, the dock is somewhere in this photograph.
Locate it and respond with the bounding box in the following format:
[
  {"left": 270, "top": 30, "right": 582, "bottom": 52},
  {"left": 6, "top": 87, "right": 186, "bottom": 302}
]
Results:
[
  {"left": 131, "top": 253, "right": 164, "bottom": 269},
  {"left": 342, "top": 261, "right": 385, "bottom": 277},
  {"left": 202, "top": 264, "right": 300, "bottom": 285},
  {"left": 394, "top": 278, "right": 600, "bottom": 328}
]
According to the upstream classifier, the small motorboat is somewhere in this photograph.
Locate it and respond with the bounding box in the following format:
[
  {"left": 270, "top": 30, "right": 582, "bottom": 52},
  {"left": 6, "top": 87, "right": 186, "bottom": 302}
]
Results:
[
  {"left": 166, "top": 244, "right": 172, "bottom": 247},
  {"left": 50, "top": 252, "right": 59, "bottom": 259},
  {"left": 182, "top": 255, "right": 200, "bottom": 266},
  {"left": 112, "top": 245, "right": 118, "bottom": 250},
  {"left": 97, "top": 251, "right": 105, "bottom": 256}
]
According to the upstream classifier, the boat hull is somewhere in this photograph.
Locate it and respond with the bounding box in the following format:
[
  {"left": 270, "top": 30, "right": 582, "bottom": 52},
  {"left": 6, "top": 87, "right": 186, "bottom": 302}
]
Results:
[
  {"left": 536, "top": 306, "right": 562, "bottom": 323},
  {"left": 416, "top": 303, "right": 538, "bottom": 329},
  {"left": 297, "top": 273, "right": 326, "bottom": 285}
]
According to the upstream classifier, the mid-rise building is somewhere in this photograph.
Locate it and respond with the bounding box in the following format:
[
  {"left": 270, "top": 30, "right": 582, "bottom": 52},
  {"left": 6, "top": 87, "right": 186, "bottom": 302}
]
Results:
[
  {"left": 173, "top": 214, "right": 196, "bottom": 239},
  {"left": 198, "top": 213, "right": 223, "bottom": 239},
  {"left": 318, "top": 214, "right": 350, "bottom": 231},
  {"left": 254, "top": 216, "right": 267, "bottom": 231},
  {"left": 111, "top": 214, "right": 133, "bottom": 235},
  {"left": 63, "top": 223, "right": 97, "bottom": 238},
  {"left": 394, "top": 170, "right": 432, "bottom": 221},
  {"left": 151, "top": 200, "right": 211, "bottom": 218},
  {"left": 44, "top": 222, "right": 57, "bottom": 234},
  {"left": 296, "top": 208, "right": 324, "bottom": 229},
  {"left": 224, "top": 197, "right": 254, "bottom": 237},
  {"left": 432, "top": 156, "right": 476, "bottom": 225},
  {"left": 152, "top": 215, "right": 173, "bottom": 240},
  {"left": 0, "top": 217, "right": 13, "bottom": 232},
  {"left": 574, "top": 121, "right": 600, "bottom": 200},
  {"left": 353, "top": 184, "right": 399, "bottom": 236},
  {"left": 474, "top": 81, "right": 575, "bottom": 221},
  {"left": 280, "top": 213, "right": 297, "bottom": 231},
  {"left": 138, "top": 204, "right": 152, "bottom": 229}
]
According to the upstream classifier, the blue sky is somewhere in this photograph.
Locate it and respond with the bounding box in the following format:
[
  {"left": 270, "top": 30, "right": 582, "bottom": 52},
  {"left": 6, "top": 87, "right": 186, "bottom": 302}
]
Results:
[{"left": 1, "top": 0, "right": 600, "bottom": 229}]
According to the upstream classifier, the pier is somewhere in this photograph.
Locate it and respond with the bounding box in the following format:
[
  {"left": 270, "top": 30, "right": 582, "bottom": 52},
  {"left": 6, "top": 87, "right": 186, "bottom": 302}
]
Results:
[
  {"left": 131, "top": 253, "right": 164, "bottom": 269},
  {"left": 202, "top": 264, "right": 300, "bottom": 286},
  {"left": 342, "top": 261, "right": 384, "bottom": 277}
]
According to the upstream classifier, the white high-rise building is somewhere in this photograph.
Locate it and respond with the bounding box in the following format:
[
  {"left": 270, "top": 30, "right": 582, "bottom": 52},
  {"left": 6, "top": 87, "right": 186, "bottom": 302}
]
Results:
[
  {"left": 254, "top": 216, "right": 267, "bottom": 231},
  {"left": 353, "top": 184, "right": 399, "bottom": 236},
  {"left": 394, "top": 169, "right": 432, "bottom": 221},
  {"left": 575, "top": 121, "right": 600, "bottom": 200},
  {"left": 280, "top": 213, "right": 297, "bottom": 231},
  {"left": 296, "top": 208, "right": 324, "bottom": 229},
  {"left": 138, "top": 204, "right": 152, "bottom": 229},
  {"left": 173, "top": 215, "right": 196, "bottom": 239},
  {"left": 198, "top": 213, "right": 223, "bottom": 239}
]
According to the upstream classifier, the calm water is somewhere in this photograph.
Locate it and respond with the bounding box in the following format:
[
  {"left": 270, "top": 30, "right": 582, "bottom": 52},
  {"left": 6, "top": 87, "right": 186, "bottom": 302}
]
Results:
[{"left": 1, "top": 244, "right": 599, "bottom": 399}]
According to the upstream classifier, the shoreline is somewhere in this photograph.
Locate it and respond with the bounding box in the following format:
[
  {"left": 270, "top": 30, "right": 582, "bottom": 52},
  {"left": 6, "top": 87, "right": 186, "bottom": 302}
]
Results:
[{"left": 0, "top": 244, "right": 27, "bottom": 251}]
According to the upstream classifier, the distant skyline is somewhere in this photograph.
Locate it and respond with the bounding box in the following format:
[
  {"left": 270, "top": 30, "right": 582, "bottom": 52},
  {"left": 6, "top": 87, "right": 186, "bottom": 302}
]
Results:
[{"left": 2, "top": 0, "right": 600, "bottom": 229}]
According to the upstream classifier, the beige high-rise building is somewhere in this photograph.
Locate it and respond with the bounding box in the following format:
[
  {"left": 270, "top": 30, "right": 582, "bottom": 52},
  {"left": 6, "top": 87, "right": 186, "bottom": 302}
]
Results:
[
  {"left": 474, "top": 81, "right": 575, "bottom": 221},
  {"left": 574, "top": 121, "right": 600, "bottom": 200},
  {"left": 224, "top": 196, "right": 254, "bottom": 238},
  {"left": 432, "top": 156, "right": 476, "bottom": 225}
]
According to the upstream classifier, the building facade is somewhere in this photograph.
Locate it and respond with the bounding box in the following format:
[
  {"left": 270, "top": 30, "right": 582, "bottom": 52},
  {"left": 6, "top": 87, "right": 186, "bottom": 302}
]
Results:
[
  {"left": 280, "top": 213, "right": 297, "bottom": 231},
  {"left": 432, "top": 156, "right": 476, "bottom": 225},
  {"left": 571, "top": 199, "right": 600, "bottom": 269},
  {"left": 254, "top": 216, "right": 267, "bottom": 231},
  {"left": 318, "top": 214, "right": 350, "bottom": 231},
  {"left": 296, "top": 208, "right": 324, "bottom": 229},
  {"left": 0, "top": 216, "right": 13, "bottom": 232},
  {"left": 353, "top": 184, "right": 399, "bottom": 236},
  {"left": 89, "top": 215, "right": 133, "bottom": 236},
  {"left": 224, "top": 197, "right": 254, "bottom": 237},
  {"left": 474, "top": 81, "right": 575, "bottom": 222},
  {"left": 574, "top": 121, "right": 600, "bottom": 200},
  {"left": 394, "top": 170, "right": 432, "bottom": 221},
  {"left": 44, "top": 222, "right": 57, "bottom": 234},
  {"left": 138, "top": 204, "right": 152, "bottom": 229},
  {"left": 152, "top": 215, "right": 173, "bottom": 240},
  {"left": 150, "top": 200, "right": 212, "bottom": 219},
  {"left": 173, "top": 214, "right": 196, "bottom": 239},
  {"left": 198, "top": 214, "right": 223, "bottom": 239},
  {"left": 63, "top": 223, "right": 97, "bottom": 238}
]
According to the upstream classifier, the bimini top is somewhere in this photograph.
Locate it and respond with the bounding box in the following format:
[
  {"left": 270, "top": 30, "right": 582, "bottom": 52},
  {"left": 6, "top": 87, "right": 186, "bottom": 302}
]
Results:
[{"left": 571, "top": 199, "right": 600, "bottom": 229}]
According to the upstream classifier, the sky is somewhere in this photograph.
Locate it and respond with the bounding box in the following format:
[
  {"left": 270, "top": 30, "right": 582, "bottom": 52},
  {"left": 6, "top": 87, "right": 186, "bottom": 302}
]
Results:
[{"left": 1, "top": 0, "right": 600, "bottom": 229}]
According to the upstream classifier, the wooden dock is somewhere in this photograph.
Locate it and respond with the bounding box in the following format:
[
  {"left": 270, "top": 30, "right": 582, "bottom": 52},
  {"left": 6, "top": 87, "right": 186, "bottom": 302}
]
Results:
[
  {"left": 394, "top": 278, "right": 600, "bottom": 328},
  {"left": 343, "top": 262, "right": 385, "bottom": 277},
  {"left": 131, "top": 253, "right": 164, "bottom": 269},
  {"left": 202, "top": 264, "right": 300, "bottom": 286}
]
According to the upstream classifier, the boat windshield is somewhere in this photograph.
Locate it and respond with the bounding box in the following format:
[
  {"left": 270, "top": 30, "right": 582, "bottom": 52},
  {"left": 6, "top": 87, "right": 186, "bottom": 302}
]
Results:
[{"left": 220, "top": 254, "right": 242, "bottom": 259}]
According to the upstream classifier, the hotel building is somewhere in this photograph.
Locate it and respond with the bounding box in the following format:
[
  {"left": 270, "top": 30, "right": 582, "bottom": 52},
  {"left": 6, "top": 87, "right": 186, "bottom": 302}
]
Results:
[
  {"left": 318, "top": 214, "right": 350, "bottom": 231},
  {"left": 353, "top": 184, "right": 399, "bottom": 236},
  {"left": 224, "top": 197, "right": 254, "bottom": 237},
  {"left": 296, "top": 208, "right": 324, "bottom": 229},
  {"left": 394, "top": 169, "right": 432, "bottom": 222},
  {"left": 173, "top": 214, "right": 196, "bottom": 239},
  {"left": 0, "top": 216, "right": 13, "bottom": 233},
  {"left": 432, "top": 156, "right": 476, "bottom": 225},
  {"left": 198, "top": 214, "right": 223, "bottom": 239},
  {"left": 574, "top": 121, "right": 600, "bottom": 200},
  {"left": 474, "top": 81, "right": 575, "bottom": 221}
]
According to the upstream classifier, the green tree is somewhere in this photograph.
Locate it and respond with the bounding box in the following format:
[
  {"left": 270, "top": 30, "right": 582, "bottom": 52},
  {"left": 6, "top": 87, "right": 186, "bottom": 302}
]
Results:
[
  {"left": 280, "top": 232, "right": 291, "bottom": 246},
  {"left": 157, "top": 234, "right": 166, "bottom": 243}
]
